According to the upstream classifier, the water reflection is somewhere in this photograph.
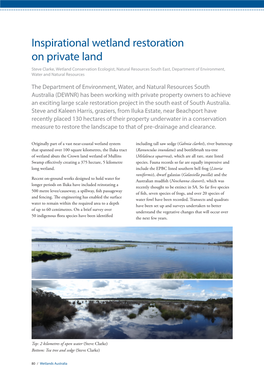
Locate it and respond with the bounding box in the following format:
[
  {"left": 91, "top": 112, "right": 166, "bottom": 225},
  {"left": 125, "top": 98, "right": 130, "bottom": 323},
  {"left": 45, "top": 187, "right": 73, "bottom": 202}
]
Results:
[
  {"left": 32, "top": 302, "right": 232, "bottom": 339},
  {"left": 32, "top": 242, "right": 232, "bottom": 279}
]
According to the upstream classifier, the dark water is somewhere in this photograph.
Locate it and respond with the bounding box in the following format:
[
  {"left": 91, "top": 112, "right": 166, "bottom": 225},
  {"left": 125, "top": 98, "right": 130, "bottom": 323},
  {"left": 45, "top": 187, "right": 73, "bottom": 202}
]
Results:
[
  {"left": 32, "top": 242, "right": 232, "bottom": 279},
  {"left": 32, "top": 302, "right": 232, "bottom": 339}
]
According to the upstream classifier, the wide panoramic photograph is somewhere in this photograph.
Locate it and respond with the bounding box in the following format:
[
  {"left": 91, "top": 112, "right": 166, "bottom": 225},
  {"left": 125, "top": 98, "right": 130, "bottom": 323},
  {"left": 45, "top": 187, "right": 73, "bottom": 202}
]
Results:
[
  {"left": 32, "top": 227, "right": 233, "bottom": 279},
  {"left": 32, "top": 279, "right": 233, "bottom": 339}
]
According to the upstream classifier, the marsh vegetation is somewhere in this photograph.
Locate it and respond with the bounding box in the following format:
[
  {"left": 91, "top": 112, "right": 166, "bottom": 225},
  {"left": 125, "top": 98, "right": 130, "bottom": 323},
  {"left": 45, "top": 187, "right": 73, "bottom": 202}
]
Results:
[
  {"left": 32, "top": 297, "right": 232, "bottom": 339},
  {"left": 32, "top": 251, "right": 71, "bottom": 262},
  {"left": 79, "top": 244, "right": 137, "bottom": 253},
  {"left": 127, "top": 313, "right": 137, "bottom": 319},
  {"left": 87, "top": 300, "right": 133, "bottom": 314},
  {"left": 85, "top": 298, "right": 232, "bottom": 325}
]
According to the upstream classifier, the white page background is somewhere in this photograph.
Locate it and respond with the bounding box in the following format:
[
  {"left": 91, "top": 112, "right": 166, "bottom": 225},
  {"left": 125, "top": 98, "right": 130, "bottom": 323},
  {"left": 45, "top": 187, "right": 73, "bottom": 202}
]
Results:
[{"left": 1, "top": 8, "right": 262, "bottom": 371}]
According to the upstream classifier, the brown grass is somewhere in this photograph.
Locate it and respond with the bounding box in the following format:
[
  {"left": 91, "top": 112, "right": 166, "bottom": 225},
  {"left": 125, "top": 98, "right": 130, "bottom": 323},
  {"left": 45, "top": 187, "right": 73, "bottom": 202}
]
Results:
[{"left": 214, "top": 304, "right": 232, "bottom": 321}]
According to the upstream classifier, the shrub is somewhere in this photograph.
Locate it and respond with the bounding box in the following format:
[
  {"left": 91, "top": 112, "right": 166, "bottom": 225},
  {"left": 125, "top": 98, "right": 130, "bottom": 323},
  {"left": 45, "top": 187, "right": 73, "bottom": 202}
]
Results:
[
  {"left": 32, "top": 289, "right": 77, "bottom": 326},
  {"left": 87, "top": 301, "right": 133, "bottom": 314},
  {"left": 185, "top": 305, "right": 204, "bottom": 314},
  {"left": 214, "top": 304, "right": 232, "bottom": 321},
  {"left": 138, "top": 303, "right": 149, "bottom": 315},
  {"left": 161, "top": 309, "right": 186, "bottom": 320},
  {"left": 202, "top": 307, "right": 214, "bottom": 318},
  {"left": 127, "top": 313, "right": 137, "bottom": 319}
]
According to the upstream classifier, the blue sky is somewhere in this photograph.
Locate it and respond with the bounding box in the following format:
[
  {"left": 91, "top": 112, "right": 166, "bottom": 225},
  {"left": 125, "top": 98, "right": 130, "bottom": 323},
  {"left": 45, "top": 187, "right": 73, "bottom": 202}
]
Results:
[
  {"left": 32, "top": 226, "right": 232, "bottom": 243},
  {"left": 32, "top": 279, "right": 233, "bottom": 301}
]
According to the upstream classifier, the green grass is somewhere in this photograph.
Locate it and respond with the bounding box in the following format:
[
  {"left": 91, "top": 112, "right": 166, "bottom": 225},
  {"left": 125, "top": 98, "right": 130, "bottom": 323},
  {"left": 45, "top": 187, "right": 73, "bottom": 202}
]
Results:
[
  {"left": 127, "top": 313, "right": 137, "bottom": 319},
  {"left": 32, "top": 251, "right": 71, "bottom": 262},
  {"left": 166, "top": 247, "right": 178, "bottom": 251},
  {"left": 161, "top": 271, "right": 233, "bottom": 279},
  {"left": 79, "top": 244, "right": 137, "bottom": 253}
]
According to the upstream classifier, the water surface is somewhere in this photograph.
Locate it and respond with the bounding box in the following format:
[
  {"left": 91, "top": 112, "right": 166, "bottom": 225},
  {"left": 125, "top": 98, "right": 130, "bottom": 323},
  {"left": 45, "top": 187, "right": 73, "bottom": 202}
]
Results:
[
  {"left": 32, "top": 301, "right": 232, "bottom": 339},
  {"left": 32, "top": 242, "right": 232, "bottom": 279}
]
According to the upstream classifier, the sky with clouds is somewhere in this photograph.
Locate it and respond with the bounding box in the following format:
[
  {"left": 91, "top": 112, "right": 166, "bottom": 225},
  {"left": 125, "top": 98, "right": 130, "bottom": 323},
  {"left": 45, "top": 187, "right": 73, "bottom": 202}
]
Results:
[
  {"left": 32, "top": 226, "right": 232, "bottom": 243},
  {"left": 32, "top": 279, "right": 233, "bottom": 301}
]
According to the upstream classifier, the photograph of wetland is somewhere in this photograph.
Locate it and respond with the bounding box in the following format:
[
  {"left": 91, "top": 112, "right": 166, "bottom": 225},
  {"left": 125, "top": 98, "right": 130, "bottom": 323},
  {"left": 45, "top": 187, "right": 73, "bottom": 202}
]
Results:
[
  {"left": 32, "top": 227, "right": 232, "bottom": 279},
  {"left": 32, "top": 279, "right": 233, "bottom": 339}
]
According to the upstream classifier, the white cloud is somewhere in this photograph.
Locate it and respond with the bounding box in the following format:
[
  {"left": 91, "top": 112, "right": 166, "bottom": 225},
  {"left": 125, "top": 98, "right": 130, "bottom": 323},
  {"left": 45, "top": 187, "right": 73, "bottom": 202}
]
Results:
[
  {"left": 154, "top": 280, "right": 183, "bottom": 290},
  {"left": 32, "top": 280, "right": 60, "bottom": 289},
  {"left": 93, "top": 280, "right": 109, "bottom": 288},
  {"left": 32, "top": 279, "right": 232, "bottom": 301}
]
